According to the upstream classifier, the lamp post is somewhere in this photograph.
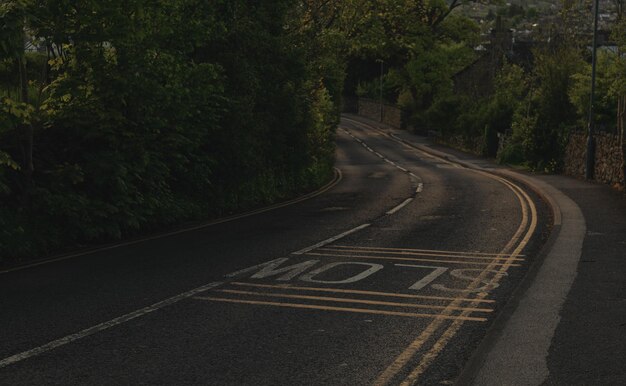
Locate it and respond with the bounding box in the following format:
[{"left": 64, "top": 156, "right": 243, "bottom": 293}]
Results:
[{"left": 585, "top": 0, "right": 600, "bottom": 180}]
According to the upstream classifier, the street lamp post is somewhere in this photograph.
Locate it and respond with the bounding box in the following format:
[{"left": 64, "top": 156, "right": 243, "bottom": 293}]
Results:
[{"left": 585, "top": 0, "right": 600, "bottom": 180}]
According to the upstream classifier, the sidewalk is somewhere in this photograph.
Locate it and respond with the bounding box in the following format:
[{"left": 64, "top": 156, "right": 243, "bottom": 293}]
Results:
[{"left": 344, "top": 115, "right": 626, "bottom": 385}]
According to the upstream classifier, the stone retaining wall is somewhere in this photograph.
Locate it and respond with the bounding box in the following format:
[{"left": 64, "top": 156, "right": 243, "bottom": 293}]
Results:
[
  {"left": 433, "top": 134, "right": 483, "bottom": 156},
  {"left": 564, "top": 131, "right": 625, "bottom": 188},
  {"left": 357, "top": 98, "right": 403, "bottom": 128}
]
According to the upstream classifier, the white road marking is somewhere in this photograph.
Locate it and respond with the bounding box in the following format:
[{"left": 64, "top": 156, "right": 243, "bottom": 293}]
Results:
[
  {"left": 431, "top": 269, "right": 507, "bottom": 293},
  {"left": 0, "top": 281, "right": 223, "bottom": 369},
  {"left": 246, "top": 258, "right": 319, "bottom": 281},
  {"left": 395, "top": 264, "right": 448, "bottom": 291},
  {"left": 387, "top": 198, "right": 414, "bottom": 215},
  {"left": 342, "top": 126, "right": 418, "bottom": 184},
  {"left": 300, "top": 262, "right": 384, "bottom": 284},
  {"left": 416, "top": 183, "right": 424, "bottom": 193},
  {"left": 292, "top": 224, "right": 372, "bottom": 255}
]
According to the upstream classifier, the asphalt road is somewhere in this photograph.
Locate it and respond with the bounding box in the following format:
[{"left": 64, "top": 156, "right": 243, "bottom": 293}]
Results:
[{"left": 0, "top": 118, "right": 550, "bottom": 385}]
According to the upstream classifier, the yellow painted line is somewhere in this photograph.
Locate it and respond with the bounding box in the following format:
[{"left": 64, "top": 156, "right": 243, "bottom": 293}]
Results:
[
  {"left": 304, "top": 252, "right": 522, "bottom": 267},
  {"left": 230, "top": 282, "right": 495, "bottom": 304},
  {"left": 330, "top": 245, "right": 524, "bottom": 257},
  {"left": 193, "top": 296, "right": 488, "bottom": 322},
  {"left": 343, "top": 118, "right": 541, "bottom": 384},
  {"left": 215, "top": 289, "right": 493, "bottom": 313},
  {"left": 318, "top": 247, "right": 525, "bottom": 262},
  {"left": 0, "top": 168, "right": 343, "bottom": 275},
  {"left": 398, "top": 175, "right": 538, "bottom": 385},
  {"left": 342, "top": 117, "right": 540, "bottom": 382},
  {"left": 374, "top": 169, "right": 533, "bottom": 386}
]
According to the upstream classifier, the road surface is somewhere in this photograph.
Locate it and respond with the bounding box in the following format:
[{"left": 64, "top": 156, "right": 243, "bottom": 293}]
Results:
[{"left": 0, "top": 117, "right": 550, "bottom": 385}]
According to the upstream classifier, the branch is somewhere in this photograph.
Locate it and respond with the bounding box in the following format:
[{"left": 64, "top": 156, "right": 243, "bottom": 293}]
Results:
[{"left": 431, "top": 0, "right": 464, "bottom": 28}]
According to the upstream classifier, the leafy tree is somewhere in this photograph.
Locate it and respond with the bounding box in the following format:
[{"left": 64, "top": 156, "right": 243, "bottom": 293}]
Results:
[
  {"left": 0, "top": 0, "right": 344, "bottom": 260},
  {"left": 610, "top": 0, "right": 625, "bottom": 136},
  {"left": 510, "top": 45, "right": 583, "bottom": 171},
  {"left": 570, "top": 51, "right": 619, "bottom": 132},
  {"left": 0, "top": 0, "right": 36, "bottom": 194}
]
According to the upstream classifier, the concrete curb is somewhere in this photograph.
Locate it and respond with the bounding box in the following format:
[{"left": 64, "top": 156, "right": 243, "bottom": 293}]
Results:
[
  {"left": 341, "top": 114, "right": 586, "bottom": 385},
  {"left": 452, "top": 175, "right": 565, "bottom": 386},
  {"left": 466, "top": 180, "right": 584, "bottom": 385}
]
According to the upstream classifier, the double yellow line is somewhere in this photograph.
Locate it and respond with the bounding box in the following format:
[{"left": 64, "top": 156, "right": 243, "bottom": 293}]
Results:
[
  {"left": 348, "top": 121, "right": 539, "bottom": 385},
  {"left": 195, "top": 282, "right": 494, "bottom": 323}
]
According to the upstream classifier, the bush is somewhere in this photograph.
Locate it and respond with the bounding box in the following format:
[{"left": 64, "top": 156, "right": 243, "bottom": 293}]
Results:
[
  {"left": 0, "top": 0, "right": 341, "bottom": 261},
  {"left": 497, "top": 142, "right": 525, "bottom": 165}
]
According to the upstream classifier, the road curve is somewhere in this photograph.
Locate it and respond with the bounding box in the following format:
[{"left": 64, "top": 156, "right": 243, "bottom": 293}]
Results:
[{"left": 0, "top": 118, "right": 550, "bottom": 385}]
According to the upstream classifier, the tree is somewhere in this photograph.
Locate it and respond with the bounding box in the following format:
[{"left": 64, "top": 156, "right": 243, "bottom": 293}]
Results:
[
  {"left": 610, "top": 0, "right": 625, "bottom": 138},
  {"left": 0, "top": 0, "right": 34, "bottom": 193}
]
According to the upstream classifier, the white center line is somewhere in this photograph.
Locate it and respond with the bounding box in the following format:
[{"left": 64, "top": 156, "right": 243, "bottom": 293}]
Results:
[
  {"left": 292, "top": 224, "right": 372, "bottom": 255},
  {"left": 0, "top": 281, "right": 223, "bottom": 369},
  {"left": 387, "top": 198, "right": 414, "bottom": 215}
]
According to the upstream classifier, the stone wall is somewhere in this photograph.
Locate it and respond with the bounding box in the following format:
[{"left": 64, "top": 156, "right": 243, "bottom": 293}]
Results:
[
  {"left": 357, "top": 98, "right": 403, "bottom": 128},
  {"left": 564, "top": 131, "right": 625, "bottom": 188},
  {"left": 433, "top": 134, "right": 484, "bottom": 156}
]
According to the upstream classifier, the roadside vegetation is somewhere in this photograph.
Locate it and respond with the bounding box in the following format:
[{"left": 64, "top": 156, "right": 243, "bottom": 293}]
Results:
[
  {"left": 352, "top": 0, "right": 625, "bottom": 172},
  {"left": 0, "top": 1, "right": 344, "bottom": 261},
  {"left": 1, "top": 0, "right": 624, "bottom": 261}
]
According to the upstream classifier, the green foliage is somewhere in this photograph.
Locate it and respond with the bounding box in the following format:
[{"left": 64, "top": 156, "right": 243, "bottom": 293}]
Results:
[
  {"left": 497, "top": 141, "right": 525, "bottom": 165},
  {"left": 503, "top": 45, "right": 583, "bottom": 172},
  {"left": 417, "top": 1, "right": 621, "bottom": 173},
  {"left": 611, "top": 14, "right": 626, "bottom": 98},
  {"left": 0, "top": 0, "right": 341, "bottom": 260},
  {"left": 417, "top": 62, "right": 526, "bottom": 154},
  {"left": 570, "top": 51, "right": 619, "bottom": 132},
  {"left": 531, "top": 47, "right": 581, "bottom": 169},
  {"left": 0, "top": 0, "right": 28, "bottom": 60}
]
